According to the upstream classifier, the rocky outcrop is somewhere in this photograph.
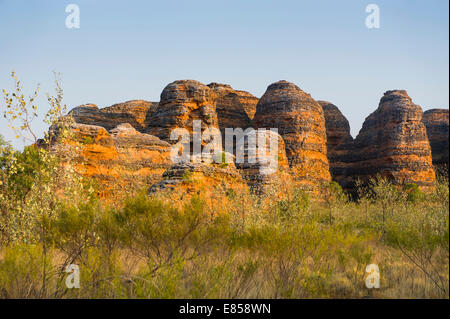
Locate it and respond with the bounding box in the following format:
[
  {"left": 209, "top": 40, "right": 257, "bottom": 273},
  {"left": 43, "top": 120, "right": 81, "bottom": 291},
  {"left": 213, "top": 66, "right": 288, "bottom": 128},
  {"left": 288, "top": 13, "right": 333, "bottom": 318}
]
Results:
[
  {"left": 253, "top": 80, "right": 331, "bottom": 192},
  {"left": 207, "top": 82, "right": 258, "bottom": 131},
  {"left": 52, "top": 80, "right": 442, "bottom": 197},
  {"left": 423, "top": 109, "right": 449, "bottom": 176},
  {"left": 146, "top": 80, "right": 218, "bottom": 143},
  {"left": 63, "top": 122, "right": 172, "bottom": 197},
  {"left": 148, "top": 161, "right": 248, "bottom": 206},
  {"left": 146, "top": 80, "right": 258, "bottom": 144},
  {"left": 235, "top": 130, "right": 289, "bottom": 193},
  {"left": 70, "top": 100, "right": 158, "bottom": 132},
  {"left": 319, "top": 101, "right": 354, "bottom": 188},
  {"left": 350, "top": 90, "right": 436, "bottom": 188},
  {"left": 149, "top": 163, "right": 196, "bottom": 193}
]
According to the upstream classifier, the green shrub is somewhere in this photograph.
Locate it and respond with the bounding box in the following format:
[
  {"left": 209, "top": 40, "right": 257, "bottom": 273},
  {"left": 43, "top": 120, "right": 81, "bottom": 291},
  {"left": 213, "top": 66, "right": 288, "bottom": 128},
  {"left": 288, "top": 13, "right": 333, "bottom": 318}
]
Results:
[
  {"left": 181, "top": 170, "right": 193, "bottom": 183},
  {"left": 81, "top": 136, "right": 93, "bottom": 145},
  {"left": 0, "top": 244, "right": 52, "bottom": 298},
  {"left": 403, "top": 183, "right": 424, "bottom": 203},
  {"left": 0, "top": 73, "right": 448, "bottom": 299}
]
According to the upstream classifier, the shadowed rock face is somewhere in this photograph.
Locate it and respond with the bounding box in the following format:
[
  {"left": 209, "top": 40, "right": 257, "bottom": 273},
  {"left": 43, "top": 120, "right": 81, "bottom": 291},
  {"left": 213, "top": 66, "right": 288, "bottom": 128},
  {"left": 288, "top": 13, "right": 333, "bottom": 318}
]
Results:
[
  {"left": 207, "top": 82, "right": 258, "bottom": 132},
  {"left": 70, "top": 100, "right": 158, "bottom": 132},
  {"left": 319, "top": 101, "right": 354, "bottom": 188},
  {"left": 350, "top": 90, "right": 436, "bottom": 188},
  {"left": 253, "top": 80, "right": 331, "bottom": 191},
  {"left": 423, "top": 109, "right": 449, "bottom": 176}
]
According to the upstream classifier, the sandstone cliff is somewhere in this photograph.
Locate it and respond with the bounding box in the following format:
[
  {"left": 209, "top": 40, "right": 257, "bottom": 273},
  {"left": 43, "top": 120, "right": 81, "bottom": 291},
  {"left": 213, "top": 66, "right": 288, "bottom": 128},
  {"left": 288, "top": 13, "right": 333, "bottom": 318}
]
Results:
[
  {"left": 62, "top": 80, "right": 262, "bottom": 196},
  {"left": 350, "top": 90, "right": 436, "bottom": 188},
  {"left": 253, "top": 81, "right": 331, "bottom": 192},
  {"left": 423, "top": 109, "right": 449, "bottom": 176}
]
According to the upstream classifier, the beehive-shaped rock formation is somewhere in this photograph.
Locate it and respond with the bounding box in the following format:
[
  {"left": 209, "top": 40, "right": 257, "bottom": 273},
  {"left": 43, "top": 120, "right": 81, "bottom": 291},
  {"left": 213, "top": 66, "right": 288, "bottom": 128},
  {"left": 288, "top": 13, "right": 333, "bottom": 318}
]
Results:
[
  {"left": 253, "top": 80, "right": 331, "bottom": 192},
  {"left": 351, "top": 90, "right": 436, "bottom": 188},
  {"left": 146, "top": 80, "right": 218, "bottom": 143}
]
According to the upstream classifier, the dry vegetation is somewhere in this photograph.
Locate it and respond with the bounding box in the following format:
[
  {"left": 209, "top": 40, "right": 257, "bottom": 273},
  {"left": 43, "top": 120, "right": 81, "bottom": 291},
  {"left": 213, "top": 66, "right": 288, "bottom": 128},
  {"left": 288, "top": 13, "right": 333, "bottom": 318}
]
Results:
[{"left": 0, "top": 73, "right": 448, "bottom": 299}]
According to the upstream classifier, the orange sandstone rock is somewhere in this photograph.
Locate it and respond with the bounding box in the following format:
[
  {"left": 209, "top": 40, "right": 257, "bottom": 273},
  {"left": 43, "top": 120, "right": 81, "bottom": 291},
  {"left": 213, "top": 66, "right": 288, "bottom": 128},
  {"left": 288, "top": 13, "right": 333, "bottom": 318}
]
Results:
[
  {"left": 350, "top": 90, "right": 436, "bottom": 189},
  {"left": 146, "top": 80, "right": 217, "bottom": 142},
  {"left": 253, "top": 80, "right": 331, "bottom": 192},
  {"left": 65, "top": 122, "right": 172, "bottom": 197},
  {"left": 235, "top": 129, "right": 289, "bottom": 193},
  {"left": 207, "top": 82, "right": 258, "bottom": 132},
  {"left": 52, "top": 81, "right": 441, "bottom": 198},
  {"left": 71, "top": 100, "right": 158, "bottom": 132}
]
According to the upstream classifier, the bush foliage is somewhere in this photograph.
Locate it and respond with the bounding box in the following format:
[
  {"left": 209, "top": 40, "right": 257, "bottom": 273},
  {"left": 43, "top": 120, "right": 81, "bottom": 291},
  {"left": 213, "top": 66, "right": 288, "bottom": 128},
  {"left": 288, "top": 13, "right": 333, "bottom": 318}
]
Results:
[{"left": 0, "top": 73, "right": 448, "bottom": 299}]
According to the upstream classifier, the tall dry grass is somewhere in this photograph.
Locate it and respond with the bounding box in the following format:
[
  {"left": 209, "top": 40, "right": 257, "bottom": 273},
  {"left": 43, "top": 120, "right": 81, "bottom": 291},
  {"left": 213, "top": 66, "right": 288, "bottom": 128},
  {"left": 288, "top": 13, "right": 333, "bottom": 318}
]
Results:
[{"left": 0, "top": 173, "right": 448, "bottom": 299}]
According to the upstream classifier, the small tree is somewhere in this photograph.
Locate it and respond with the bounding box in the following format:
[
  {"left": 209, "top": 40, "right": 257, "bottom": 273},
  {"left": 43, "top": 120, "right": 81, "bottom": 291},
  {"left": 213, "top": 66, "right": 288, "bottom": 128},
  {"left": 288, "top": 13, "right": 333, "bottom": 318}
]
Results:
[
  {"left": 323, "top": 181, "right": 347, "bottom": 224},
  {"left": 1, "top": 71, "right": 90, "bottom": 297},
  {"left": 403, "top": 183, "right": 424, "bottom": 204},
  {"left": 369, "top": 175, "right": 402, "bottom": 235}
]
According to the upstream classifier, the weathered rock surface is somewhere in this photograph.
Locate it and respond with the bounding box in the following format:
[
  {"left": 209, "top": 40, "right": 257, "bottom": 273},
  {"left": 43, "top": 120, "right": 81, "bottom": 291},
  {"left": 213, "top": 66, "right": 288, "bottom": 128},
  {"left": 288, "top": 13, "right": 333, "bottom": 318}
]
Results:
[
  {"left": 235, "top": 129, "right": 289, "bottom": 193},
  {"left": 253, "top": 80, "right": 331, "bottom": 192},
  {"left": 423, "top": 109, "right": 449, "bottom": 176},
  {"left": 146, "top": 80, "right": 218, "bottom": 142},
  {"left": 64, "top": 122, "right": 172, "bottom": 197},
  {"left": 207, "top": 82, "right": 258, "bottom": 131},
  {"left": 350, "top": 90, "right": 436, "bottom": 188},
  {"left": 149, "top": 162, "right": 238, "bottom": 192},
  {"left": 319, "top": 101, "right": 354, "bottom": 188},
  {"left": 52, "top": 80, "right": 442, "bottom": 197},
  {"left": 146, "top": 80, "right": 258, "bottom": 143},
  {"left": 70, "top": 100, "right": 158, "bottom": 132},
  {"left": 148, "top": 162, "right": 247, "bottom": 206}
]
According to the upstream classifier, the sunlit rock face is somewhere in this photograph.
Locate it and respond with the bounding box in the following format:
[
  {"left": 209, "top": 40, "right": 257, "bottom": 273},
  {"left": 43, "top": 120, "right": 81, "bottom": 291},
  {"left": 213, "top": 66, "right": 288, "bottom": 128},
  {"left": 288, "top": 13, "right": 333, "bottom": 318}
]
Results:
[
  {"left": 59, "top": 122, "right": 172, "bottom": 197},
  {"left": 50, "top": 81, "right": 442, "bottom": 197},
  {"left": 253, "top": 80, "right": 331, "bottom": 192},
  {"left": 319, "top": 101, "right": 354, "bottom": 189},
  {"left": 145, "top": 80, "right": 258, "bottom": 146},
  {"left": 70, "top": 100, "right": 158, "bottom": 133},
  {"left": 350, "top": 90, "right": 436, "bottom": 189},
  {"left": 148, "top": 161, "right": 248, "bottom": 207},
  {"left": 235, "top": 129, "right": 290, "bottom": 194},
  {"left": 423, "top": 109, "right": 449, "bottom": 177},
  {"left": 146, "top": 80, "right": 218, "bottom": 143}
]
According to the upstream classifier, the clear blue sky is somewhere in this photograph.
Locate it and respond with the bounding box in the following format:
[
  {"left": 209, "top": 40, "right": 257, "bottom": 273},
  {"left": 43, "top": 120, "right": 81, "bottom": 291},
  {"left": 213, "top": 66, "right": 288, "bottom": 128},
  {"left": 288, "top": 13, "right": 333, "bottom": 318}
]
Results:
[{"left": 1, "top": 0, "right": 448, "bottom": 149}]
